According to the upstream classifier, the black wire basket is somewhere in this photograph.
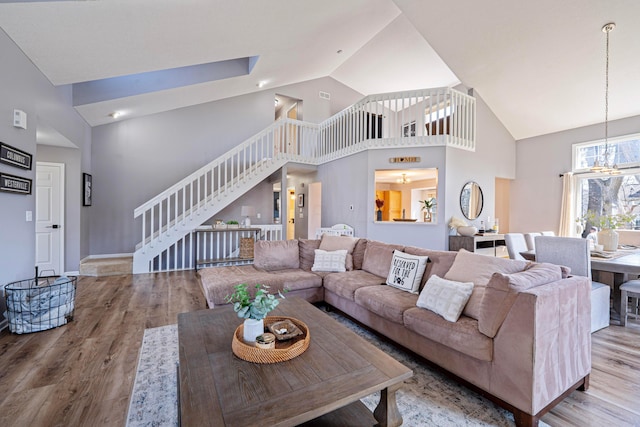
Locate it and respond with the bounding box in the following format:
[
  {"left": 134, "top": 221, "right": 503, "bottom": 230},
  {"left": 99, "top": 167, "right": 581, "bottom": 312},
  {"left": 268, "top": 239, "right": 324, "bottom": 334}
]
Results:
[{"left": 3, "top": 274, "right": 77, "bottom": 334}]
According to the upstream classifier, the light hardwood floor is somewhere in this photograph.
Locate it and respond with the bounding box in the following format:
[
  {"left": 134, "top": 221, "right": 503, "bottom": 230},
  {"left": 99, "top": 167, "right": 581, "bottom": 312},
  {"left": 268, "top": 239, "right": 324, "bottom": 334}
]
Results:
[{"left": 0, "top": 272, "right": 639, "bottom": 426}]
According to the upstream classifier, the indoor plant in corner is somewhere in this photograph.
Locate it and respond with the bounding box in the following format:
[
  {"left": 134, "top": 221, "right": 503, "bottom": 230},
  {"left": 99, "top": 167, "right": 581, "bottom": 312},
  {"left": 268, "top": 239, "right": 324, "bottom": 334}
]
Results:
[{"left": 226, "top": 284, "right": 284, "bottom": 344}]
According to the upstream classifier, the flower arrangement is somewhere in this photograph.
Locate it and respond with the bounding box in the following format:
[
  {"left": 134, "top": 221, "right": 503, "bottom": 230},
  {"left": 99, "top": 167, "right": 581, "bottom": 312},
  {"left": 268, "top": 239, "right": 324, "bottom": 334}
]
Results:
[
  {"left": 420, "top": 198, "right": 436, "bottom": 210},
  {"left": 448, "top": 216, "right": 468, "bottom": 229},
  {"left": 225, "top": 284, "right": 285, "bottom": 320}
]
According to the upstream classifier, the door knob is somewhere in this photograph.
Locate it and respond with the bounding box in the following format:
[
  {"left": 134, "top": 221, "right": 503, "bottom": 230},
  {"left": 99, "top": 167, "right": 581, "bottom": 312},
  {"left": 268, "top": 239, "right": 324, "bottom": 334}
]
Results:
[{"left": 46, "top": 224, "right": 60, "bottom": 229}]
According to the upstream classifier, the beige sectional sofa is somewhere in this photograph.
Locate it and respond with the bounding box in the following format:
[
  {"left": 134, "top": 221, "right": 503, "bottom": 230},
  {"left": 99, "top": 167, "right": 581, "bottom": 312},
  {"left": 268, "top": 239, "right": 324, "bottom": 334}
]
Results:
[{"left": 197, "top": 237, "right": 592, "bottom": 427}]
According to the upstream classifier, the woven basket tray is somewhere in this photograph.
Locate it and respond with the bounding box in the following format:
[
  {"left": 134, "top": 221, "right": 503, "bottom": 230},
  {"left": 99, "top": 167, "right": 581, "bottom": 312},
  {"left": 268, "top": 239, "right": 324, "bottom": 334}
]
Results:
[{"left": 232, "top": 316, "right": 310, "bottom": 364}]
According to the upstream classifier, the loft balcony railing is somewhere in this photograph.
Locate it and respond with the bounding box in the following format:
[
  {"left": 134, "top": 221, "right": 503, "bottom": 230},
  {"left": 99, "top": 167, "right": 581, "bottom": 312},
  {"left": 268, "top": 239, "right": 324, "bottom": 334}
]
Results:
[{"left": 133, "top": 87, "right": 475, "bottom": 273}]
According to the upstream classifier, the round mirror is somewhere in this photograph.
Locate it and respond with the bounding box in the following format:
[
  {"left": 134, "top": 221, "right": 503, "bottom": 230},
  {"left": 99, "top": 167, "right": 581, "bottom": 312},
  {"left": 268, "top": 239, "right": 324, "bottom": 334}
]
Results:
[{"left": 460, "top": 181, "right": 483, "bottom": 220}]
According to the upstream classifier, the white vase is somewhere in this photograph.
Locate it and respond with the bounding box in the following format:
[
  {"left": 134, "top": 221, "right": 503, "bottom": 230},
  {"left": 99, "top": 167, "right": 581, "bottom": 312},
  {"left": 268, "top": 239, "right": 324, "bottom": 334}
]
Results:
[
  {"left": 243, "top": 318, "right": 264, "bottom": 344},
  {"left": 597, "top": 229, "right": 619, "bottom": 251},
  {"left": 457, "top": 226, "right": 478, "bottom": 237}
]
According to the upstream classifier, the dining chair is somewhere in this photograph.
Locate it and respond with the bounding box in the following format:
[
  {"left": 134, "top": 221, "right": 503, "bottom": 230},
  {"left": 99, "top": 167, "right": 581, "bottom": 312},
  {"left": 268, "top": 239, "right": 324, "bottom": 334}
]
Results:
[
  {"left": 524, "top": 232, "right": 542, "bottom": 251},
  {"left": 534, "top": 236, "right": 611, "bottom": 333},
  {"left": 620, "top": 279, "right": 640, "bottom": 326},
  {"left": 505, "top": 233, "right": 528, "bottom": 260}
]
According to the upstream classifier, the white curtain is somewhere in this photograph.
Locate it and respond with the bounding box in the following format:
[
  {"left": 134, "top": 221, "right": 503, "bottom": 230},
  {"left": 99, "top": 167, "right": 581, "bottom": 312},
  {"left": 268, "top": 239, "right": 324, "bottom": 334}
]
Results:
[{"left": 558, "top": 172, "right": 576, "bottom": 237}]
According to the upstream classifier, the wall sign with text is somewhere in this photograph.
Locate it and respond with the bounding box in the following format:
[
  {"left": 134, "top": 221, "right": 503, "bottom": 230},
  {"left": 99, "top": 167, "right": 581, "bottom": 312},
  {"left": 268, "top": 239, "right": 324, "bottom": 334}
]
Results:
[
  {"left": 0, "top": 142, "right": 33, "bottom": 170},
  {"left": 0, "top": 172, "right": 32, "bottom": 195}
]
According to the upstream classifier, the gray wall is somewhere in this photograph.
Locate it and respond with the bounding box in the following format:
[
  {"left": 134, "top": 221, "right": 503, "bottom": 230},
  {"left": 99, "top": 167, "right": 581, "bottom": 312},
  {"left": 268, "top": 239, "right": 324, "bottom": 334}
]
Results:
[
  {"left": 0, "top": 29, "right": 90, "bottom": 329},
  {"left": 511, "top": 115, "right": 640, "bottom": 234},
  {"left": 90, "top": 77, "right": 363, "bottom": 254},
  {"left": 0, "top": 29, "right": 90, "bottom": 288}
]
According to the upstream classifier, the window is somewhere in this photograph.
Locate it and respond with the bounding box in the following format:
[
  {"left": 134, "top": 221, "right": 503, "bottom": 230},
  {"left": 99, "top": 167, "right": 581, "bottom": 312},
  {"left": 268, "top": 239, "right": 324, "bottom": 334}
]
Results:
[{"left": 573, "top": 134, "right": 640, "bottom": 231}]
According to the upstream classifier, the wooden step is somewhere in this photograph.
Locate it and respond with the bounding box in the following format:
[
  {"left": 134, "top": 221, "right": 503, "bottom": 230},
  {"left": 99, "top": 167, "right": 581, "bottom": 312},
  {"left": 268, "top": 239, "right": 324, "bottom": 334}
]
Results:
[{"left": 80, "top": 256, "right": 133, "bottom": 276}]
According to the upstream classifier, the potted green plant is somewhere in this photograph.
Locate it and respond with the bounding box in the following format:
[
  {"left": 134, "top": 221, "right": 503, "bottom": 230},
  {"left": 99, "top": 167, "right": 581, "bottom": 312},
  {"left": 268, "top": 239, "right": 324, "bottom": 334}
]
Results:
[
  {"left": 225, "top": 284, "right": 284, "bottom": 343},
  {"left": 580, "top": 211, "right": 637, "bottom": 250},
  {"left": 226, "top": 220, "right": 240, "bottom": 229},
  {"left": 420, "top": 198, "right": 436, "bottom": 222}
]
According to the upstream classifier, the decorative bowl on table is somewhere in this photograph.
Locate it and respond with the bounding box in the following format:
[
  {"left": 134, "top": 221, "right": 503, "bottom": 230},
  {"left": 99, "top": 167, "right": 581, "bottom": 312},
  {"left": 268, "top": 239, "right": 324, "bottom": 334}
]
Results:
[{"left": 457, "top": 226, "right": 478, "bottom": 237}]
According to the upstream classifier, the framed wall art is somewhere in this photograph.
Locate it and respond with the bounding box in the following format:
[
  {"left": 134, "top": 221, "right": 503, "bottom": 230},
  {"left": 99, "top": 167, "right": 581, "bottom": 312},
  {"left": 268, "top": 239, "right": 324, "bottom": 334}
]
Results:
[
  {"left": 83, "top": 173, "right": 92, "bottom": 206},
  {"left": 0, "top": 172, "right": 32, "bottom": 195},
  {"left": 297, "top": 194, "right": 304, "bottom": 208},
  {"left": 0, "top": 142, "right": 32, "bottom": 170}
]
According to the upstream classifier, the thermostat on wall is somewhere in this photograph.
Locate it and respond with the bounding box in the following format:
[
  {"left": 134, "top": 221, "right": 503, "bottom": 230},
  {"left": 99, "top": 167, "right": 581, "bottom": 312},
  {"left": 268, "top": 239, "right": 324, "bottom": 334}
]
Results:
[{"left": 13, "top": 110, "right": 27, "bottom": 129}]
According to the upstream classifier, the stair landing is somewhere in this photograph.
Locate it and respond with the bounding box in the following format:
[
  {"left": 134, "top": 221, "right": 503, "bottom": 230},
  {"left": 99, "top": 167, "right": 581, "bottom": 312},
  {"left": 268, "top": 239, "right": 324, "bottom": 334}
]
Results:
[{"left": 80, "top": 256, "right": 133, "bottom": 277}]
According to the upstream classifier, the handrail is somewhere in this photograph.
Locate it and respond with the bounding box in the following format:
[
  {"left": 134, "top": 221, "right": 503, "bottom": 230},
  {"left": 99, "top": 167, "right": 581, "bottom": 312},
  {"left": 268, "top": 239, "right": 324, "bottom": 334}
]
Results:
[{"left": 133, "top": 87, "right": 475, "bottom": 273}]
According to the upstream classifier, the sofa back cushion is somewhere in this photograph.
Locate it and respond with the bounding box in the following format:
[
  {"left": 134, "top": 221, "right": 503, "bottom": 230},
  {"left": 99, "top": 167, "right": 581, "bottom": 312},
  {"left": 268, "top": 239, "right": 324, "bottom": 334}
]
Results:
[
  {"left": 403, "top": 246, "right": 458, "bottom": 290},
  {"left": 254, "top": 240, "right": 300, "bottom": 271},
  {"left": 361, "top": 240, "right": 405, "bottom": 278},
  {"left": 352, "top": 239, "right": 368, "bottom": 270},
  {"left": 444, "top": 249, "right": 527, "bottom": 320},
  {"left": 319, "top": 234, "right": 359, "bottom": 270},
  {"left": 478, "top": 262, "right": 564, "bottom": 337},
  {"left": 298, "top": 239, "right": 321, "bottom": 271}
]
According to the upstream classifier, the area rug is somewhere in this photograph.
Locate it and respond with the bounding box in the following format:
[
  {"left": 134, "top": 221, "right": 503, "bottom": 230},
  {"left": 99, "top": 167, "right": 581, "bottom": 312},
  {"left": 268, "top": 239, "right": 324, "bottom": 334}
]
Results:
[{"left": 126, "top": 312, "right": 550, "bottom": 427}]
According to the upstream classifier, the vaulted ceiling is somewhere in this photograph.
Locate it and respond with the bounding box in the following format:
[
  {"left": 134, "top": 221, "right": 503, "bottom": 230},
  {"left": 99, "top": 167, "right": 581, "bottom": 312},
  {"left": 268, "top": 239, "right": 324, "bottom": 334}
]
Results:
[{"left": 0, "top": 0, "right": 638, "bottom": 140}]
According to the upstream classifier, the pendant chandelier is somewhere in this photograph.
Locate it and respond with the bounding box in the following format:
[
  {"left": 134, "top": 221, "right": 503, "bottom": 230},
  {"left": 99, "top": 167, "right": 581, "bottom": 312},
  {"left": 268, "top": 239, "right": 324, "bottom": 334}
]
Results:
[
  {"left": 397, "top": 173, "right": 410, "bottom": 184},
  {"left": 591, "top": 22, "right": 620, "bottom": 175}
]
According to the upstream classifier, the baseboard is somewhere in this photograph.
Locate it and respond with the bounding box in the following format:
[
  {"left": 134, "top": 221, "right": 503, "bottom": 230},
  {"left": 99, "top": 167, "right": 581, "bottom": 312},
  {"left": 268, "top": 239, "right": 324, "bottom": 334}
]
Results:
[{"left": 64, "top": 271, "right": 80, "bottom": 276}]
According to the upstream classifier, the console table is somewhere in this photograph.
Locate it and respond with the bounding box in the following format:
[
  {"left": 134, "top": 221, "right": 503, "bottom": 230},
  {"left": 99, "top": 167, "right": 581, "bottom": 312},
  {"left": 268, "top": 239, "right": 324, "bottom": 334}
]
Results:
[
  {"left": 193, "top": 226, "right": 260, "bottom": 271},
  {"left": 449, "top": 233, "right": 507, "bottom": 257}
]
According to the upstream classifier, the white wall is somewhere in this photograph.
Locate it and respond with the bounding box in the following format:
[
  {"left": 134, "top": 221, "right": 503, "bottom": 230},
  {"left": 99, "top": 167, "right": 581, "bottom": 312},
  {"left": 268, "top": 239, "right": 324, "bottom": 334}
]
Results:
[{"left": 511, "top": 115, "right": 640, "bottom": 234}]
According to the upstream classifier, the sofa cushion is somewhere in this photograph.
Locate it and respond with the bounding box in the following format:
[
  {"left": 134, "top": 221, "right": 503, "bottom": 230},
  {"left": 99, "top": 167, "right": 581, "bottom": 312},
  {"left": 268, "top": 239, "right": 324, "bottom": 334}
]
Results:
[
  {"left": 352, "top": 239, "right": 368, "bottom": 270},
  {"left": 444, "top": 249, "right": 527, "bottom": 320},
  {"left": 361, "top": 240, "right": 405, "bottom": 278},
  {"left": 323, "top": 270, "right": 384, "bottom": 301},
  {"left": 254, "top": 240, "right": 300, "bottom": 271},
  {"left": 355, "top": 285, "right": 419, "bottom": 324},
  {"left": 403, "top": 246, "right": 458, "bottom": 290},
  {"left": 319, "top": 234, "right": 359, "bottom": 270},
  {"left": 299, "top": 239, "right": 321, "bottom": 271},
  {"left": 312, "top": 249, "right": 348, "bottom": 272},
  {"left": 198, "top": 265, "right": 321, "bottom": 306},
  {"left": 478, "top": 262, "right": 564, "bottom": 338},
  {"left": 417, "top": 275, "right": 474, "bottom": 322},
  {"left": 403, "top": 307, "right": 493, "bottom": 362},
  {"left": 385, "top": 250, "right": 428, "bottom": 294}
]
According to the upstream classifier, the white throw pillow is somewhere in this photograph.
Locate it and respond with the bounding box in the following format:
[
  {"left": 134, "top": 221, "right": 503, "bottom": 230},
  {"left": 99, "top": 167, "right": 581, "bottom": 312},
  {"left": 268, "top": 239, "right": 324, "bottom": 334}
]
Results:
[
  {"left": 311, "top": 249, "right": 348, "bottom": 272},
  {"left": 385, "top": 250, "right": 429, "bottom": 294},
  {"left": 417, "top": 275, "right": 474, "bottom": 322}
]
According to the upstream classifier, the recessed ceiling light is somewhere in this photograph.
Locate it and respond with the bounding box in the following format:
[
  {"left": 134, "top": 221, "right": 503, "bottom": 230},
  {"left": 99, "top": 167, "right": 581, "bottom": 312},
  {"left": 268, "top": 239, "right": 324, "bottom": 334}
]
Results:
[
  {"left": 109, "top": 111, "right": 122, "bottom": 119},
  {"left": 256, "top": 81, "right": 266, "bottom": 88}
]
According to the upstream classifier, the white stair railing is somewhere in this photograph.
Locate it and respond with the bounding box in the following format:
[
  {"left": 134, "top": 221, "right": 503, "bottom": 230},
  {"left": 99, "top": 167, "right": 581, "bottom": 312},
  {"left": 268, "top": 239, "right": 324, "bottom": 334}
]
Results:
[{"left": 133, "top": 87, "right": 475, "bottom": 273}]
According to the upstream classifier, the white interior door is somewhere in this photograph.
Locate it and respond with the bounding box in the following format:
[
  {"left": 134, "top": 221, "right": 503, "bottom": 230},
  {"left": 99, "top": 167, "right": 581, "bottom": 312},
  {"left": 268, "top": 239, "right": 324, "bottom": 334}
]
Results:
[{"left": 36, "top": 162, "right": 64, "bottom": 276}]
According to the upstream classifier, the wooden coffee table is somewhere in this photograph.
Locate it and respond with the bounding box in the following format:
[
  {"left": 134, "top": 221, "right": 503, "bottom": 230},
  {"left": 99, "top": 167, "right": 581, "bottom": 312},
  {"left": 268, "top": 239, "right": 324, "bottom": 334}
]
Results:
[{"left": 178, "top": 297, "right": 412, "bottom": 426}]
